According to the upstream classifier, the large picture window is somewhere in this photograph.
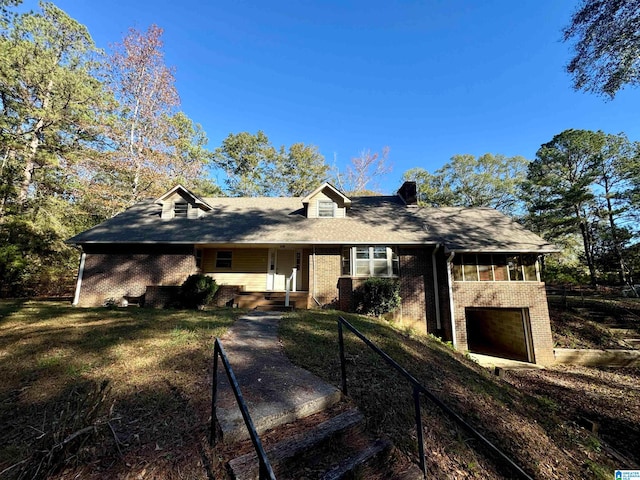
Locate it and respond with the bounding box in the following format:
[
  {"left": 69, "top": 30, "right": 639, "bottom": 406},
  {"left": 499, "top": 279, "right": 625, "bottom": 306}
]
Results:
[
  {"left": 452, "top": 253, "right": 539, "bottom": 282},
  {"left": 343, "top": 246, "right": 399, "bottom": 277}
]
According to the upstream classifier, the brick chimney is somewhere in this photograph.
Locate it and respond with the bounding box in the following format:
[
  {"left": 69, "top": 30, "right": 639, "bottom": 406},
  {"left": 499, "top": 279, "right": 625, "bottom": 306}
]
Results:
[{"left": 397, "top": 181, "right": 418, "bottom": 206}]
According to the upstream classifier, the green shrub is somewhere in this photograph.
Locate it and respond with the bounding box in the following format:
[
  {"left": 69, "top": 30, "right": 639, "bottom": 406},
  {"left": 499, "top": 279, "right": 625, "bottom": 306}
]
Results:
[
  {"left": 352, "top": 277, "right": 401, "bottom": 317},
  {"left": 180, "top": 274, "right": 219, "bottom": 309}
]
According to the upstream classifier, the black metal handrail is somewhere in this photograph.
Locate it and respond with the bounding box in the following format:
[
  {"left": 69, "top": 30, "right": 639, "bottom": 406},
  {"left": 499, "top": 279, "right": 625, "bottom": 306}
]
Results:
[
  {"left": 337, "top": 316, "right": 533, "bottom": 480},
  {"left": 210, "top": 338, "right": 276, "bottom": 480}
]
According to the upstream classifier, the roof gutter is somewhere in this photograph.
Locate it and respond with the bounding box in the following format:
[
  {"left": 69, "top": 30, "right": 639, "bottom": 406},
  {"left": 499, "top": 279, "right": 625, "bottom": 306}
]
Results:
[
  {"left": 432, "top": 244, "right": 442, "bottom": 330},
  {"left": 72, "top": 249, "right": 86, "bottom": 307},
  {"left": 311, "top": 246, "right": 321, "bottom": 306},
  {"left": 446, "top": 251, "right": 457, "bottom": 348}
]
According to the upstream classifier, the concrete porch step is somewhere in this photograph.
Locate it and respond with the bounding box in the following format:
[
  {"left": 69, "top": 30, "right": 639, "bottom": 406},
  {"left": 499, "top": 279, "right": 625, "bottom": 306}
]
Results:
[
  {"left": 320, "top": 438, "right": 393, "bottom": 480},
  {"left": 228, "top": 408, "right": 413, "bottom": 480},
  {"left": 255, "top": 303, "right": 295, "bottom": 312},
  {"left": 234, "top": 291, "right": 309, "bottom": 309},
  {"left": 229, "top": 408, "right": 364, "bottom": 480}
]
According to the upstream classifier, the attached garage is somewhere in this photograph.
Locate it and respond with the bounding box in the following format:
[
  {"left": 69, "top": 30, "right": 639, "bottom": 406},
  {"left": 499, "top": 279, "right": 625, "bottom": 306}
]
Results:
[{"left": 465, "top": 308, "right": 534, "bottom": 362}]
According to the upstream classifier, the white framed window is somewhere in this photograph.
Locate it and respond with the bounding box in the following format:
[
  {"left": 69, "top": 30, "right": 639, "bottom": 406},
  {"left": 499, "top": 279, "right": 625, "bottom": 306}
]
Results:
[
  {"left": 452, "top": 254, "right": 539, "bottom": 282},
  {"left": 318, "top": 200, "right": 335, "bottom": 218},
  {"left": 345, "top": 246, "right": 398, "bottom": 277}
]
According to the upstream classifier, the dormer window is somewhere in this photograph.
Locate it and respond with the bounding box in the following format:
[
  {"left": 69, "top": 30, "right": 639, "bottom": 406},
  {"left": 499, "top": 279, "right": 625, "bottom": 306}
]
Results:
[
  {"left": 156, "top": 185, "right": 213, "bottom": 219},
  {"left": 174, "top": 202, "right": 188, "bottom": 217},
  {"left": 302, "top": 182, "right": 350, "bottom": 218},
  {"left": 318, "top": 200, "right": 335, "bottom": 218}
]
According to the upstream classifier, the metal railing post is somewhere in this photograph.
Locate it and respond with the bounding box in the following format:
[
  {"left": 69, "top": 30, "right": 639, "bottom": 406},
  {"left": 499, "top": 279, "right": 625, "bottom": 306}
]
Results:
[
  {"left": 211, "top": 338, "right": 277, "bottom": 480},
  {"left": 413, "top": 384, "right": 427, "bottom": 479},
  {"left": 338, "top": 319, "right": 348, "bottom": 396},
  {"left": 335, "top": 315, "right": 533, "bottom": 480},
  {"left": 210, "top": 340, "right": 220, "bottom": 446}
]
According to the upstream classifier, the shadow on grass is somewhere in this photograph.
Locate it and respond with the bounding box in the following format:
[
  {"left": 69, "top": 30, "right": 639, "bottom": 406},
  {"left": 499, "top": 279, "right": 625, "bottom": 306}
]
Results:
[
  {"left": 279, "top": 310, "right": 621, "bottom": 480},
  {"left": 0, "top": 301, "right": 238, "bottom": 480}
]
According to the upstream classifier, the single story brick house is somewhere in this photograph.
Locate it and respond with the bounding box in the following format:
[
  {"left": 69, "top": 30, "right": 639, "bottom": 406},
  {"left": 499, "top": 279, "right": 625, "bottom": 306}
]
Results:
[{"left": 68, "top": 181, "right": 557, "bottom": 364}]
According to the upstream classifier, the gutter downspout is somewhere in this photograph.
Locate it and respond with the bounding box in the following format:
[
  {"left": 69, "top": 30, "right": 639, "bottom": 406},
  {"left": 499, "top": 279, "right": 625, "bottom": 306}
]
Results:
[
  {"left": 432, "top": 244, "right": 442, "bottom": 330},
  {"left": 312, "top": 246, "right": 321, "bottom": 306},
  {"left": 72, "top": 250, "right": 86, "bottom": 306},
  {"left": 446, "top": 251, "right": 457, "bottom": 347}
]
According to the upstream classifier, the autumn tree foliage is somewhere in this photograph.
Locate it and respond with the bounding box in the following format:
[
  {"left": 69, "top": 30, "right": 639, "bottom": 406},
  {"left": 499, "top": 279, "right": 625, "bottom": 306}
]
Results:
[
  {"left": 95, "top": 24, "right": 213, "bottom": 213},
  {"left": 333, "top": 147, "right": 392, "bottom": 195},
  {"left": 0, "top": 4, "right": 219, "bottom": 296}
]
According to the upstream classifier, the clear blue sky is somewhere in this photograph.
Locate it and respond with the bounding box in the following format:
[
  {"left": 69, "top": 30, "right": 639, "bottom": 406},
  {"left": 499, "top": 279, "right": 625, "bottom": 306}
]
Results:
[{"left": 24, "top": 0, "right": 640, "bottom": 193}]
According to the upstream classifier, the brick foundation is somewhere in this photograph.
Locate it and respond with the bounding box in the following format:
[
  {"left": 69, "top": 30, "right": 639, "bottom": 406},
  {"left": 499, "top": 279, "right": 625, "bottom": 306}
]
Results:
[{"left": 452, "top": 282, "right": 555, "bottom": 365}]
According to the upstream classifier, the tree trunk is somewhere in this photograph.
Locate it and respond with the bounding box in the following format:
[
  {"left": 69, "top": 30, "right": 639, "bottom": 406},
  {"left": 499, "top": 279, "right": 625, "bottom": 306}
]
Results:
[
  {"left": 576, "top": 206, "right": 597, "bottom": 286},
  {"left": 604, "top": 192, "right": 628, "bottom": 285},
  {"left": 17, "top": 78, "right": 53, "bottom": 209}
]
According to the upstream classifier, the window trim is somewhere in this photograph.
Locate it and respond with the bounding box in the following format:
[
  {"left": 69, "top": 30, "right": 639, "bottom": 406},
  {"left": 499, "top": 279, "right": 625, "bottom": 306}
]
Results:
[
  {"left": 215, "top": 250, "right": 233, "bottom": 269},
  {"left": 174, "top": 201, "right": 188, "bottom": 217},
  {"left": 453, "top": 253, "right": 540, "bottom": 282},
  {"left": 344, "top": 246, "right": 399, "bottom": 278}
]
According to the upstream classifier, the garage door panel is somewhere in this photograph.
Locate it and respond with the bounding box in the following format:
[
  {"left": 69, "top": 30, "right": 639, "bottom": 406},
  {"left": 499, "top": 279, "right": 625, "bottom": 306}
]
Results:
[{"left": 465, "top": 308, "right": 532, "bottom": 362}]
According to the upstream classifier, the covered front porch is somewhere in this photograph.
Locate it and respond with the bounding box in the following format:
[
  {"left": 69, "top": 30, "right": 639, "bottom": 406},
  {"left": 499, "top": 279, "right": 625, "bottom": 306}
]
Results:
[{"left": 198, "top": 245, "right": 312, "bottom": 309}]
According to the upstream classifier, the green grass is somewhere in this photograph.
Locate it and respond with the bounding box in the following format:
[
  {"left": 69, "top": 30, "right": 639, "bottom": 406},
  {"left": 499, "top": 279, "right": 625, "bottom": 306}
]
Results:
[
  {"left": 279, "top": 309, "right": 620, "bottom": 479},
  {"left": 0, "top": 300, "right": 238, "bottom": 479}
]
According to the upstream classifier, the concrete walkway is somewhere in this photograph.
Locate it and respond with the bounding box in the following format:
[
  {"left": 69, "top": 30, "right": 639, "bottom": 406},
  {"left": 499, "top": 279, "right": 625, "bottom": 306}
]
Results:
[{"left": 214, "top": 311, "right": 341, "bottom": 443}]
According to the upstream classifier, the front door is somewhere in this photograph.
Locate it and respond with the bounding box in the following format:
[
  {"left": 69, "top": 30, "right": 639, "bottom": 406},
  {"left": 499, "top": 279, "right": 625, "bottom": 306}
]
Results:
[{"left": 267, "top": 249, "right": 296, "bottom": 291}]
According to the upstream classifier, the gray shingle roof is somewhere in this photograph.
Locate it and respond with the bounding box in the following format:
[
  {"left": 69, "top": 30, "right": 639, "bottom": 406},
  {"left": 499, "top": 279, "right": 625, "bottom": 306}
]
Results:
[{"left": 68, "top": 195, "right": 557, "bottom": 253}]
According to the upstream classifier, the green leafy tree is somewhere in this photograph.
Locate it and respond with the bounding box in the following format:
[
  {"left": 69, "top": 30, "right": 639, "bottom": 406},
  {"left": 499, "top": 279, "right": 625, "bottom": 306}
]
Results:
[
  {"left": 213, "top": 131, "right": 328, "bottom": 197},
  {"left": 213, "top": 131, "right": 279, "bottom": 196},
  {"left": 0, "top": 1, "right": 107, "bottom": 213},
  {"left": 275, "top": 143, "right": 329, "bottom": 196},
  {"left": 524, "top": 129, "right": 604, "bottom": 285},
  {"left": 563, "top": 0, "right": 640, "bottom": 98},
  {"left": 404, "top": 153, "right": 528, "bottom": 216},
  {"left": 592, "top": 132, "right": 638, "bottom": 284}
]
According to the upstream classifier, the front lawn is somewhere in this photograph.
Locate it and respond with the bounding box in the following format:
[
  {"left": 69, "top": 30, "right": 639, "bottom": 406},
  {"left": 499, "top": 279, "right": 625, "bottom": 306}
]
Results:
[
  {"left": 279, "top": 310, "right": 633, "bottom": 479},
  {"left": 0, "top": 301, "right": 237, "bottom": 479}
]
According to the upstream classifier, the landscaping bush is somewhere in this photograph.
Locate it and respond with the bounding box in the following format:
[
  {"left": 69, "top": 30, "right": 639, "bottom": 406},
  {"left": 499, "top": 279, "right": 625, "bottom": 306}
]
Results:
[
  {"left": 180, "top": 274, "right": 219, "bottom": 309},
  {"left": 352, "top": 277, "right": 400, "bottom": 317}
]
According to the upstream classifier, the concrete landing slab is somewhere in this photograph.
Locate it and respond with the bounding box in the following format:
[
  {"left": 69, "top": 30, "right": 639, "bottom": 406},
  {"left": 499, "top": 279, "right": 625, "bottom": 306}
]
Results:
[
  {"left": 468, "top": 353, "right": 545, "bottom": 370},
  {"left": 215, "top": 311, "right": 342, "bottom": 443}
]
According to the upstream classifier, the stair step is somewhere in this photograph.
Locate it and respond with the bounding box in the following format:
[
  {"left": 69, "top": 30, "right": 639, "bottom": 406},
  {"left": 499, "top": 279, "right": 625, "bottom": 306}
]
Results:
[
  {"left": 229, "top": 409, "right": 364, "bottom": 480},
  {"left": 255, "top": 304, "right": 295, "bottom": 312},
  {"left": 320, "top": 438, "right": 392, "bottom": 480}
]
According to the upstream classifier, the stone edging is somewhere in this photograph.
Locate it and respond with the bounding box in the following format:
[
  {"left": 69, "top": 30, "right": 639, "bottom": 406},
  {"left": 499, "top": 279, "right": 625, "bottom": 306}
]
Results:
[{"left": 554, "top": 348, "right": 640, "bottom": 367}]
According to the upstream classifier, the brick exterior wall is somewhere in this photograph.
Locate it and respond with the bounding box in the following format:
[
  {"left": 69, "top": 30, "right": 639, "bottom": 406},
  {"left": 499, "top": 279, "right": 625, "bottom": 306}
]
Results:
[
  {"left": 334, "top": 247, "right": 435, "bottom": 334},
  {"left": 145, "top": 286, "right": 181, "bottom": 308},
  {"left": 308, "top": 248, "right": 341, "bottom": 307},
  {"left": 338, "top": 276, "right": 352, "bottom": 311},
  {"left": 77, "top": 245, "right": 197, "bottom": 307},
  {"left": 451, "top": 281, "right": 555, "bottom": 365},
  {"left": 214, "top": 285, "right": 243, "bottom": 307},
  {"left": 397, "top": 248, "right": 430, "bottom": 333}
]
